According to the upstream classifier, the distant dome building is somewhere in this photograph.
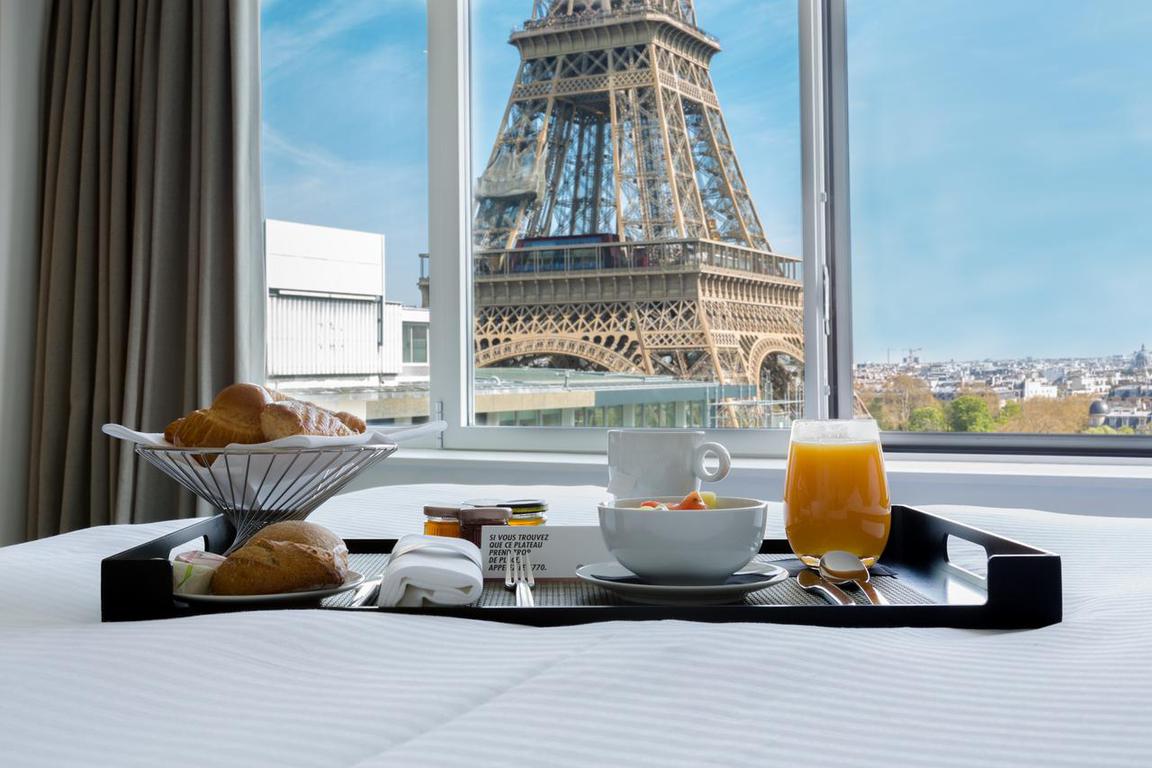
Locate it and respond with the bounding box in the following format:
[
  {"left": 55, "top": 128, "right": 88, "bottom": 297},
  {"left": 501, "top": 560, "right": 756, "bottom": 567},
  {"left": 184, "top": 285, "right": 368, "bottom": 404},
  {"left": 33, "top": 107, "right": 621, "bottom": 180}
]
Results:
[
  {"left": 1088, "top": 399, "right": 1110, "bottom": 428},
  {"left": 1127, "top": 344, "right": 1151, "bottom": 376}
]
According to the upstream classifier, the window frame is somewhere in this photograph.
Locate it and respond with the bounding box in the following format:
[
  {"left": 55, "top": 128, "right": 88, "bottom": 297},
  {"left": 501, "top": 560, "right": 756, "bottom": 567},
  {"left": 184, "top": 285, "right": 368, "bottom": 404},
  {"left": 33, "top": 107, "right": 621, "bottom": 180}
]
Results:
[{"left": 426, "top": 0, "right": 1152, "bottom": 459}]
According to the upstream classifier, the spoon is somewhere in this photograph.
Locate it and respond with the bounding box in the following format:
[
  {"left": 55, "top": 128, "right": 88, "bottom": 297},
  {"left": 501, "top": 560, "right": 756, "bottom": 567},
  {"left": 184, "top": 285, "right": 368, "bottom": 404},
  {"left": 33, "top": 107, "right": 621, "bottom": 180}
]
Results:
[
  {"left": 796, "top": 569, "right": 852, "bottom": 606},
  {"left": 818, "top": 550, "right": 888, "bottom": 606}
]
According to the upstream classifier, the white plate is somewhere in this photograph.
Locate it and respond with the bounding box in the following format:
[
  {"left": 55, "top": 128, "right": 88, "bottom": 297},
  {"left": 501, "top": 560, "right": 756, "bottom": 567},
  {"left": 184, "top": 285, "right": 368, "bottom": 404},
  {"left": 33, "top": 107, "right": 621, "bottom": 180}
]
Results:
[
  {"left": 175, "top": 571, "right": 365, "bottom": 605},
  {"left": 575, "top": 562, "right": 787, "bottom": 605}
]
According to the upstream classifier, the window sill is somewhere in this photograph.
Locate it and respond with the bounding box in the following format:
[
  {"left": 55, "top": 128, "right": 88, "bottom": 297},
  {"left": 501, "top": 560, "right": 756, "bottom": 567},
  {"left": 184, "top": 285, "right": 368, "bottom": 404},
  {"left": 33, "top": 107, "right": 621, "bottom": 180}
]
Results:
[{"left": 351, "top": 448, "right": 1152, "bottom": 517}]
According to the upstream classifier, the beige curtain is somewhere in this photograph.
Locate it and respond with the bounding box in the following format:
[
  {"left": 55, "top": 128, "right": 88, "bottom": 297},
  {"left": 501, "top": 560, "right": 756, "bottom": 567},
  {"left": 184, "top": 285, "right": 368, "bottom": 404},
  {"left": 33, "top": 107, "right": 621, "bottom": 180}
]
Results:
[{"left": 27, "top": 0, "right": 263, "bottom": 538}]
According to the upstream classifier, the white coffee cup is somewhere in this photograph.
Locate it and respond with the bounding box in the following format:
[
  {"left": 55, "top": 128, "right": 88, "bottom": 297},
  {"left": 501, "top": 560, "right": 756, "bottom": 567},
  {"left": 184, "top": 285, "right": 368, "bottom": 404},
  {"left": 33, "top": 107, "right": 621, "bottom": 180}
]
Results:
[{"left": 606, "top": 430, "right": 731, "bottom": 501}]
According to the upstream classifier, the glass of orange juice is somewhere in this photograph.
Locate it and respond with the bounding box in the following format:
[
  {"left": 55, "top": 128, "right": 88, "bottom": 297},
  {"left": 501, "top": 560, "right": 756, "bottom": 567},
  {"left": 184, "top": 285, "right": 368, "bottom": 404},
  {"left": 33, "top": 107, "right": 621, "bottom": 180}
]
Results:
[{"left": 783, "top": 419, "right": 891, "bottom": 567}]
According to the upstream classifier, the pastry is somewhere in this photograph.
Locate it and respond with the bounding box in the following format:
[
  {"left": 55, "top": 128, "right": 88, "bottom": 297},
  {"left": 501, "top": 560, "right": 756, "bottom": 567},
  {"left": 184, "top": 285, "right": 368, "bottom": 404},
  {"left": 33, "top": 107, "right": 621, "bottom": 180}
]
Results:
[
  {"left": 164, "top": 383, "right": 273, "bottom": 447},
  {"left": 333, "top": 411, "right": 367, "bottom": 434},
  {"left": 161, "top": 383, "right": 368, "bottom": 448},
  {"left": 259, "top": 399, "right": 354, "bottom": 440},
  {"left": 211, "top": 521, "right": 349, "bottom": 596}
]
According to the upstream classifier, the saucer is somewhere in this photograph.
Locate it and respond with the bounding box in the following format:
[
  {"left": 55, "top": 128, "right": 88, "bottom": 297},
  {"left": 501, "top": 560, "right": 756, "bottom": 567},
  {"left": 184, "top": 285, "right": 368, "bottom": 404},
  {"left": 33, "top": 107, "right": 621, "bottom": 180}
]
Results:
[
  {"left": 175, "top": 571, "right": 364, "bottom": 605},
  {"left": 575, "top": 562, "right": 787, "bottom": 605}
]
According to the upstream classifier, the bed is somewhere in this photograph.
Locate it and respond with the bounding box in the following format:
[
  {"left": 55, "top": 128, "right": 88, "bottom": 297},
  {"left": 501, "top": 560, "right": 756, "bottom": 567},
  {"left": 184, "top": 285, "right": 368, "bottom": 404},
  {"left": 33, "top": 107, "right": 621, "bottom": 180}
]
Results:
[{"left": 0, "top": 484, "right": 1148, "bottom": 767}]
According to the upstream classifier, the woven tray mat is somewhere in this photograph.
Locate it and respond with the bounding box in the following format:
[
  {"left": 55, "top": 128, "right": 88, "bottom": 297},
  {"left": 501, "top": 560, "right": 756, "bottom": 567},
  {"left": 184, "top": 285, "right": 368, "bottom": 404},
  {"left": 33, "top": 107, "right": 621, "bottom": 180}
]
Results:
[{"left": 323, "top": 553, "right": 933, "bottom": 609}]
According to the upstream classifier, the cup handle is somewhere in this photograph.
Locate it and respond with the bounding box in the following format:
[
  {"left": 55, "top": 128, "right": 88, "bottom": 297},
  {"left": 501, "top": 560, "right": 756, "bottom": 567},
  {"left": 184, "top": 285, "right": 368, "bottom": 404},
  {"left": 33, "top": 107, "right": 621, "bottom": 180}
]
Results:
[{"left": 693, "top": 442, "right": 731, "bottom": 483}]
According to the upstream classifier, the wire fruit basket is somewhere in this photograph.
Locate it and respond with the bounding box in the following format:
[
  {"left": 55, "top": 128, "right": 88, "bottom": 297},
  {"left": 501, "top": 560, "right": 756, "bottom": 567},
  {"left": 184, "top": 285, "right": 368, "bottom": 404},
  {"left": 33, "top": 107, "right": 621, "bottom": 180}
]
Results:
[{"left": 135, "top": 443, "right": 397, "bottom": 553}]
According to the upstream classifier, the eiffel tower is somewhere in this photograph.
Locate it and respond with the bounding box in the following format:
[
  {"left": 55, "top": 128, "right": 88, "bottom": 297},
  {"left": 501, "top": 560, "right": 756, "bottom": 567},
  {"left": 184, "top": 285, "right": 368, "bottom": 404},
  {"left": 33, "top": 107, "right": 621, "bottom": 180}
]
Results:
[{"left": 472, "top": 0, "right": 804, "bottom": 421}]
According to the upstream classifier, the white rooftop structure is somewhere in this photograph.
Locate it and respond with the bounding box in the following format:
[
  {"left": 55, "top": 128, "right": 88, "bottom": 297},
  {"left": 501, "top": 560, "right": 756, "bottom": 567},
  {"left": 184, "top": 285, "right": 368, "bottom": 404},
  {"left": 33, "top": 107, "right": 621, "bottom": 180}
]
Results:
[{"left": 266, "top": 219, "right": 385, "bottom": 298}]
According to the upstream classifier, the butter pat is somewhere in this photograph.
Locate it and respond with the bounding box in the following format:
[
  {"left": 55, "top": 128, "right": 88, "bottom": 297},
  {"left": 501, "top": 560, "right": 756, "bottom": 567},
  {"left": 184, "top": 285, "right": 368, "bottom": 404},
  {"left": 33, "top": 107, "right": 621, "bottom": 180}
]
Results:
[{"left": 172, "top": 551, "right": 226, "bottom": 595}]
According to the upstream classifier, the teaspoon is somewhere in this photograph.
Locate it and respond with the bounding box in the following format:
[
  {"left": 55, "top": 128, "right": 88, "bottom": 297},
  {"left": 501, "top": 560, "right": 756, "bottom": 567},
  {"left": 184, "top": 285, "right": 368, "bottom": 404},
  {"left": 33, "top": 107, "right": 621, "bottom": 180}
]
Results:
[
  {"left": 818, "top": 550, "right": 888, "bottom": 606},
  {"left": 796, "top": 569, "right": 852, "bottom": 606}
]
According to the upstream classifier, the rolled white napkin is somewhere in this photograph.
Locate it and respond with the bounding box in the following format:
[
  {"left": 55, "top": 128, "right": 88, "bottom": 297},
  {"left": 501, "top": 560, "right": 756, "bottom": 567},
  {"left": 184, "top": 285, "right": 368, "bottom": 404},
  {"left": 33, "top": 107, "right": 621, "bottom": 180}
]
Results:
[{"left": 377, "top": 535, "right": 484, "bottom": 608}]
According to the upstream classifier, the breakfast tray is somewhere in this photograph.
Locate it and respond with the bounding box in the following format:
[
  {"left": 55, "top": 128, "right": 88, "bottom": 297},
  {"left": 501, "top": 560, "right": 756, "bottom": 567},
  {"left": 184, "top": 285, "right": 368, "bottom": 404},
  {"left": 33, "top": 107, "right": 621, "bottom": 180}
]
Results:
[{"left": 101, "top": 505, "right": 1061, "bottom": 628}]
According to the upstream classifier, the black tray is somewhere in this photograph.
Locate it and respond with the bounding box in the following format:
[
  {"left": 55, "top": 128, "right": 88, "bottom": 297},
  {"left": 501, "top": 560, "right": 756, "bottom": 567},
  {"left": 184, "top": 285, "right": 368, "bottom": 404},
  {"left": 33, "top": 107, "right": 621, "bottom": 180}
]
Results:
[{"left": 101, "top": 505, "right": 1061, "bottom": 628}]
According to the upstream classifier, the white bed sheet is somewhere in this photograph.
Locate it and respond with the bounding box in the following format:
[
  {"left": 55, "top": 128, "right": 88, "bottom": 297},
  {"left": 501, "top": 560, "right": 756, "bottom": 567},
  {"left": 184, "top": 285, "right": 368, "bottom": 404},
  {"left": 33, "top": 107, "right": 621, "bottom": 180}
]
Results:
[{"left": 1, "top": 484, "right": 1149, "bottom": 767}]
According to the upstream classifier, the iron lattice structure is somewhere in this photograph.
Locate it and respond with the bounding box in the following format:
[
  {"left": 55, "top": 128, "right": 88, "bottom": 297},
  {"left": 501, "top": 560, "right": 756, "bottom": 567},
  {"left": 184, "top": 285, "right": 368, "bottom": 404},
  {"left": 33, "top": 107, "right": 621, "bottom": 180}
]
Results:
[{"left": 472, "top": 0, "right": 804, "bottom": 420}]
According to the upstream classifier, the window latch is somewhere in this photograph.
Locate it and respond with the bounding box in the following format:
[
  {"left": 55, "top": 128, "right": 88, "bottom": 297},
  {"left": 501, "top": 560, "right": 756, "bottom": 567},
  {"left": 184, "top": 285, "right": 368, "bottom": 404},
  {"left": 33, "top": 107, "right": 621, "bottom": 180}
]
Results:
[{"left": 822, "top": 262, "right": 832, "bottom": 337}]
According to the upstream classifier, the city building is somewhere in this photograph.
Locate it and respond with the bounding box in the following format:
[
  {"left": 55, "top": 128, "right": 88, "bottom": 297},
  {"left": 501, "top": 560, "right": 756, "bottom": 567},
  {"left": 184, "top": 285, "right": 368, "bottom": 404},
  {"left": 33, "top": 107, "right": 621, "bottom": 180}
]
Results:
[
  {"left": 265, "top": 219, "right": 430, "bottom": 419},
  {"left": 1020, "top": 379, "right": 1058, "bottom": 400},
  {"left": 269, "top": 221, "right": 790, "bottom": 429}
]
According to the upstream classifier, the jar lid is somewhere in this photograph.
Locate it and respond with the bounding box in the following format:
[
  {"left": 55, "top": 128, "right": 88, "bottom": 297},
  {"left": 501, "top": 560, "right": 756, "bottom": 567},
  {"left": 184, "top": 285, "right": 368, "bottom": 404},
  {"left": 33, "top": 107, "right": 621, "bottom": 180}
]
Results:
[
  {"left": 459, "top": 506, "right": 512, "bottom": 524},
  {"left": 423, "top": 505, "right": 464, "bottom": 519},
  {"left": 500, "top": 498, "right": 548, "bottom": 512}
]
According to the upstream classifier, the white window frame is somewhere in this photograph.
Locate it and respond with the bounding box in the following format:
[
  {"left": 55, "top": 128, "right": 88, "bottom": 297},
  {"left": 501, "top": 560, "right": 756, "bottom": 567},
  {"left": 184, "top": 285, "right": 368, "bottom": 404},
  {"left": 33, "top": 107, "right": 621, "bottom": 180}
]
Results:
[{"left": 427, "top": 0, "right": 1152, "bottom": 459}]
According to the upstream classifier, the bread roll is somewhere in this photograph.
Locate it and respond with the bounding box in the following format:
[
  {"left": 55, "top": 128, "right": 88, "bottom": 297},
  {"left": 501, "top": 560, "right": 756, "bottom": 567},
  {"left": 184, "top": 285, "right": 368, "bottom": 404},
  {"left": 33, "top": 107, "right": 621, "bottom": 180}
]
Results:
[
  {"left": 165, "top": 383, "right": 272, "bottom": 447},
  {"left": 249, "top": 521, "right": 349, "bottom": 566},
  {"left": 260, "top": 400, "right": 354, "bottom": 440},
  {"left": 212, "top": 522, "right": 349, "bottom": 595},
  {"left": 211, "top": 540, "right": 347, "bottom": 596}
]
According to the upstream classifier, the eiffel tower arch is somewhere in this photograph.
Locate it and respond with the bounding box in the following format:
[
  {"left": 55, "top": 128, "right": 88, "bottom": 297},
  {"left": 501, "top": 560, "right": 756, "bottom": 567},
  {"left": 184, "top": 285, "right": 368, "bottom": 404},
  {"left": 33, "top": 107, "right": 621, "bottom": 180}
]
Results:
[{"left": 472, "top": 0, "right": 804, "bottom": 411}]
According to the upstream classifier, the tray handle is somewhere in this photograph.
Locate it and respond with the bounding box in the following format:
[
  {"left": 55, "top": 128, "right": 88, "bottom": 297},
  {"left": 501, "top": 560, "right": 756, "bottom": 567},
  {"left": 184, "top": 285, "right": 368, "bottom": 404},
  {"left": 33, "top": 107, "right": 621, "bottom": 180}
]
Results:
[
  {"left": 101, "top": 515, "right": 235, "bottom": 622},
  {"left": 887, "top": 505, "right": 1062, "bottom": 627}
]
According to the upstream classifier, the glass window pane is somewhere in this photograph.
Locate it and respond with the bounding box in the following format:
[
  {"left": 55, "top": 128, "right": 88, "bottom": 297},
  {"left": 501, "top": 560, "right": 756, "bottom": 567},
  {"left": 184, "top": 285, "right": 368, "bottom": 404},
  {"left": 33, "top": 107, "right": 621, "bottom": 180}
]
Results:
[
  {"left": 403, "top": 322, "right": 429, "bottom": 364},
  {"left": 260, "top": 1, "right": 430, "bottom": 427},
  {"left": 469, "top": 0, "right": 805, "bottom": 429},
  {"left": 847, "top": 0, "right": 1152, "bottom": 436}
]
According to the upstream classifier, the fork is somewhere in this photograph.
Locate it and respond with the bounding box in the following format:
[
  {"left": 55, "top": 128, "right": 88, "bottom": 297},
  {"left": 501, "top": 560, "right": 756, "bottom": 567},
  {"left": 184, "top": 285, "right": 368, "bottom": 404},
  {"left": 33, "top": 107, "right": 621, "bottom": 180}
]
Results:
[{"left": 504, "top": 552, "right": 535, "bottom": 607}]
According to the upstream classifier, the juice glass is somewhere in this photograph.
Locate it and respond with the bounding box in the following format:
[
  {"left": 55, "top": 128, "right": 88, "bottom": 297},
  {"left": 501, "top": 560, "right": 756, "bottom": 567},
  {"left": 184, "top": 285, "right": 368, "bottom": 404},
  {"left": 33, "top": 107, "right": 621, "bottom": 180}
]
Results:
[{"left": 783, "top": 419, "right": 890, "bottom": 567}]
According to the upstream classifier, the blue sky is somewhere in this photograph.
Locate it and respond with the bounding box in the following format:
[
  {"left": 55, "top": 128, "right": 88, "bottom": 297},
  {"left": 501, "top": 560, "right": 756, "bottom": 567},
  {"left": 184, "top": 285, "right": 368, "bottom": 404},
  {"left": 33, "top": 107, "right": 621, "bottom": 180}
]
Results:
[{"left": 261, "top": 0, "right": 1151, "bottom": 363}]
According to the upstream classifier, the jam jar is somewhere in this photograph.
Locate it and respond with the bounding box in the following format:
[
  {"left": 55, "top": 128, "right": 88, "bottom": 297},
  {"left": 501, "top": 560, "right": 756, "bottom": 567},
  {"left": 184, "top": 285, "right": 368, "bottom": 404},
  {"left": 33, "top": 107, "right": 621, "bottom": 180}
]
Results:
[
  {"left": 422, "top": 505, "right": 464, "bottom": 537},
  {"left": 458, "top": 506, "right": 512, "bottom": 547}
]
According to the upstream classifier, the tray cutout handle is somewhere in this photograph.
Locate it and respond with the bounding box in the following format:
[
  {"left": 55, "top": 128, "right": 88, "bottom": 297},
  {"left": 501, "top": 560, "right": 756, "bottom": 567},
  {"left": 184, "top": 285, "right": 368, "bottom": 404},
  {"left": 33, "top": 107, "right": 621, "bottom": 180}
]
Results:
[{"left": 946, "top": 535, "right": 989, "bottom": 579}]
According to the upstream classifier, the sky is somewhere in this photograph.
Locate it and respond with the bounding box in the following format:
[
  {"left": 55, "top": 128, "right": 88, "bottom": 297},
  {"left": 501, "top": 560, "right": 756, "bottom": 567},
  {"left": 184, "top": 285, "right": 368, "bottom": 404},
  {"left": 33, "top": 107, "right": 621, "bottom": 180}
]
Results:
[{"left": 260, "top": 0, "right": 1151, "bottom": 364}]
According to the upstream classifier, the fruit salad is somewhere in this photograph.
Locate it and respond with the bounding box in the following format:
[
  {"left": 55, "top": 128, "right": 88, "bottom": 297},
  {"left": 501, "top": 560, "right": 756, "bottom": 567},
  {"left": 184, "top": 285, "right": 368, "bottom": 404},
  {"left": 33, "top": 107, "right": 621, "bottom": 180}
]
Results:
[{"left": 639, "top": 490, "right": 718, "bottom": 510}]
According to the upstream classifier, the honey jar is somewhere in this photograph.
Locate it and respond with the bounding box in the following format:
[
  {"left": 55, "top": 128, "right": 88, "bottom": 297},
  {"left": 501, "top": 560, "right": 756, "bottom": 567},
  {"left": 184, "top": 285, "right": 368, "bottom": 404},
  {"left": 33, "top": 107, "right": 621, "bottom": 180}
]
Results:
[
  {"left": 422, "top": 505, "right": 464, "bottom": 538},
  {"left": 503, "top": 498, "right": 548, "bottom": 526}
]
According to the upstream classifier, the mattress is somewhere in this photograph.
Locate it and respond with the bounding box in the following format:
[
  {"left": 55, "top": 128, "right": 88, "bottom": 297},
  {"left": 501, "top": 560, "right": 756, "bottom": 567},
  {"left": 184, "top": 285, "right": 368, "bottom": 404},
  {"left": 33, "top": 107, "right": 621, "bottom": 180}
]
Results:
[{"left": 0, "top": 484, "right": 1149, "bottom": 767}]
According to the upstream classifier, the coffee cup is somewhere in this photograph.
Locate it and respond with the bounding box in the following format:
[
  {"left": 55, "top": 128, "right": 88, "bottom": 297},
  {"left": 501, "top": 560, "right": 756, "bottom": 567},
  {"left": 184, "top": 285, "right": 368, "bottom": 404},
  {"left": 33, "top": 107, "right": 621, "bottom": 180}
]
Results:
[{"left": 606, "top": 430, "right": 731, "bottom": 501}]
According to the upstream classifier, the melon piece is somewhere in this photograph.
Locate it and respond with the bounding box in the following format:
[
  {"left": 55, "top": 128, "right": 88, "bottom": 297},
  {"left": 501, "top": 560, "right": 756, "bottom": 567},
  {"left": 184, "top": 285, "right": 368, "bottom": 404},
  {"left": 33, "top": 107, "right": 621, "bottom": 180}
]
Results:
[{"left": 671, "top": 491, "right": 708, "bottom": 510}]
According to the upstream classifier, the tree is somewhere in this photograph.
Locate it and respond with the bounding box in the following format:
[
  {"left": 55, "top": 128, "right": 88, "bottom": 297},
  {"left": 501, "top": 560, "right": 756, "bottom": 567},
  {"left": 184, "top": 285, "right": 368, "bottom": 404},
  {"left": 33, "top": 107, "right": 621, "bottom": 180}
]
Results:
[
  {"left": 996, "top": 395, "right": 1094, "bottom": 434},
  {"left": 997, "top": 400, "right": 1022, "bottom": 425},
  {"left": 908, "top": 405, "right": 947, "bottom": 432},
  {"left": 947, "top": 395, "right": 995, "bottom": 432},
  {"left": 956, "top": 384, "right": 1001, "bottom": 418},
  {"left": 1084, "top": 425, "right": 1135, "bottom": 436},
  {"left": 871, "top": 375, "right": 937, "bottom": 431}
]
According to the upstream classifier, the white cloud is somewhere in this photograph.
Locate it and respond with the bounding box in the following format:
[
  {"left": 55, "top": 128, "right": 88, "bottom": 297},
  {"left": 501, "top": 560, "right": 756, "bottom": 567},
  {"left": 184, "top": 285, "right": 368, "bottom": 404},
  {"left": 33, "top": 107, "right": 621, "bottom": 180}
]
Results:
[
  {"left": 261, "top": 0, "right": 421, "bottom": 81},
  {"left": 262, "top": 123, "right": 347, "bottom": 174}
]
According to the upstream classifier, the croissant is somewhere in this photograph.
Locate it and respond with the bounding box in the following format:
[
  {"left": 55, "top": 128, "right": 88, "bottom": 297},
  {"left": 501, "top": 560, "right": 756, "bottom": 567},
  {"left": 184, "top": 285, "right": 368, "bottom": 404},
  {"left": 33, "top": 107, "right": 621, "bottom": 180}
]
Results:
[
  {"left": 164, "top": 383, "right": 272, "bottom": 447},
  {"left": 333, "top": 411, "right": 367, "bottom": 434},
  {"left": 253, "top": 386, "right": 364, "bottom": 432},
  {"left": 260, "top": 399, "right": 354, "bottom": 441}
]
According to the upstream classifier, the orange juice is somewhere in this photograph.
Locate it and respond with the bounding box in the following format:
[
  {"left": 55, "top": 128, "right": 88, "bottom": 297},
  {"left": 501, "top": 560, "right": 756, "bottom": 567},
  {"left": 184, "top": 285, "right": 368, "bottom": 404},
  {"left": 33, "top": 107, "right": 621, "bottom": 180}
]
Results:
[{"left": 783, "top": 440, "right": 891, "bottom": 566}]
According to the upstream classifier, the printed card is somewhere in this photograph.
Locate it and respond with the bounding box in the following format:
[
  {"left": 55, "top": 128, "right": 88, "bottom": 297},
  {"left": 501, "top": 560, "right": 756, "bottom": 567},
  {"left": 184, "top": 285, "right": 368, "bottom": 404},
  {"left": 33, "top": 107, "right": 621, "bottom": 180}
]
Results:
[{"left": 480, "top": 525, "right": 612, "bottom": 578}]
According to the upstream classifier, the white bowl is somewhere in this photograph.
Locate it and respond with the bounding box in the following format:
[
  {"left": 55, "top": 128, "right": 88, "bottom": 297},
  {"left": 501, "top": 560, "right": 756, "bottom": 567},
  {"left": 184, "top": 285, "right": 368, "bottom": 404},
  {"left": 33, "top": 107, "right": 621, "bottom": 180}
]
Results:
[{"left": 597, "top": 496, "right": 768, "bottom": 584}]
